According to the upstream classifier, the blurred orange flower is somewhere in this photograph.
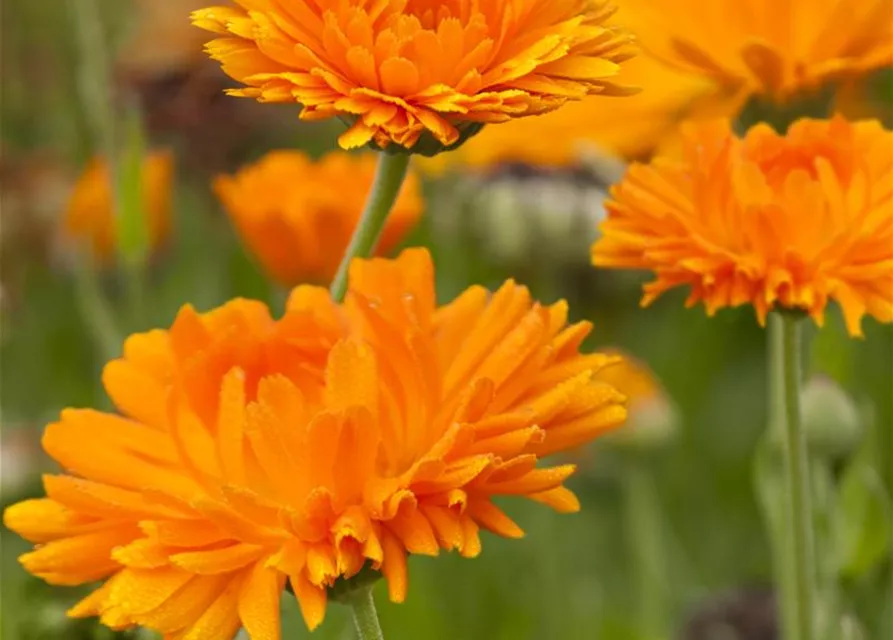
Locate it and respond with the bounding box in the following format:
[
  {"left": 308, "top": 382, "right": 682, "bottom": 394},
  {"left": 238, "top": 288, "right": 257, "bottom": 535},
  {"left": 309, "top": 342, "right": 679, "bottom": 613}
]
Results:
[
  {"left": 63, "top": 151, "right": 173, "bottom": 262},
  {"left": 192, "top": 1, "right": 636, "bottom": 152},
  {"left": 592, "top": 117, "right": 893, "bottom": 336},
  {"left": 214, "top": 150, "right": 422, "bottom": 286},
  {"left": 622, "top": 0, "right": 893, "bottom": 103},
  {"left": 4, "top": 248, "right": 627, "bottom": 636},
  {"left": 420, "top": 50, "right": 716, "bottom": 173}
]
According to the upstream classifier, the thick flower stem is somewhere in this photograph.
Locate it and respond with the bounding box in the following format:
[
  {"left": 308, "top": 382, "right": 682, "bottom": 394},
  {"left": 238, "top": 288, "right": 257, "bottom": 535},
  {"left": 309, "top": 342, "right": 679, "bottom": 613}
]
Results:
[
  {"left": 767, "top": 314, "right": 800, "bottom": 640},
  {"left": 329, "top": 153, "right": 411, "bottom": 302},
  {"left": 347, "top": 586, "right": 384, "bottom": 640},
  {"left": 778, "top": 312, "right": 816, "bottom": 640}
]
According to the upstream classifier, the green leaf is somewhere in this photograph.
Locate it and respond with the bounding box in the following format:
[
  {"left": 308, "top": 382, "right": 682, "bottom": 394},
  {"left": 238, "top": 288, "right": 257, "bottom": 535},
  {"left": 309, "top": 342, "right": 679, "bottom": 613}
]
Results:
[
  {"left": 834, "top": 460, "right": 892, "bottom": 579},
  {"left": 115, "top": 104, "right": 149, "bottom": 266}
]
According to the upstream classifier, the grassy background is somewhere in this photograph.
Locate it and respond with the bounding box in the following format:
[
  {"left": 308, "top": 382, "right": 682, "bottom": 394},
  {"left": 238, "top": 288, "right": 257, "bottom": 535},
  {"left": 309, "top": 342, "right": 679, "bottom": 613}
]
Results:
[{"left": 2, "top": 2, "right": 892, "bottom": 639}]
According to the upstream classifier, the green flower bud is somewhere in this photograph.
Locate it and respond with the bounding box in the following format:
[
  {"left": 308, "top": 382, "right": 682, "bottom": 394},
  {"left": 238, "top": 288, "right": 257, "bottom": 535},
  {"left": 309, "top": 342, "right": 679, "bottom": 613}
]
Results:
[
  {"left": 800, "top": 375, "right": 863, "bottom": 460},
  {"left": 326, "top": 563, "right": 382, "bottom": 604}
]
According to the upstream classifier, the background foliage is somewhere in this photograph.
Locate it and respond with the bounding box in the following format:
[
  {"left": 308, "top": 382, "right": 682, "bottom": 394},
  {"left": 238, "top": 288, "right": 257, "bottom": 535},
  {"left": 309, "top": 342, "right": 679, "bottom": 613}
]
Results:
[{"left": 2, "top": 1, "right": 891, "bottom": 638}]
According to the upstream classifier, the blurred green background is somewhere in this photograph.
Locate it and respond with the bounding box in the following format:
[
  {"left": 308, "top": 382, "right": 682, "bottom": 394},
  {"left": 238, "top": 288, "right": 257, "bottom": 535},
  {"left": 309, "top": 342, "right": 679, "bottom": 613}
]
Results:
[{"left": 2, "top": 2, "right": 891, "bottom": 639}]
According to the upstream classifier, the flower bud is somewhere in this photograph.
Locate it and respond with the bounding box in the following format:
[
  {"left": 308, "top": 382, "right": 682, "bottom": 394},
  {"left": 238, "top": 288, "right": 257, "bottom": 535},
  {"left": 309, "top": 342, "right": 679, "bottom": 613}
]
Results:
[{"left": 800, "top": 375, "right": 863, "bottom": 461}]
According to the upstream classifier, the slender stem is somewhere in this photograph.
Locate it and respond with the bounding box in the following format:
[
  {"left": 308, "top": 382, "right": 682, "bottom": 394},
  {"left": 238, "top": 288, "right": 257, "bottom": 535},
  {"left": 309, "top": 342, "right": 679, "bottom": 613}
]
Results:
[
  {"left": 329, "top": 153, "right": 411, "bottom": 302},
  {"left": 767, "top": 314, "right": 800, "bottom": 640},
  {"left": 623, "top": 461, "right": 667, "bottom": 638},
  {"left": 73, "top": 261, "right": 122, "bottom": 363},
  {"left": 780, "top": 312, "right": 816, "bottom": 640},
  {"left": 347, "top": 586, "right": 384, "bottom": 640},
  {"left": 68, "top": 0, "right": 117, "bottom": 162}
]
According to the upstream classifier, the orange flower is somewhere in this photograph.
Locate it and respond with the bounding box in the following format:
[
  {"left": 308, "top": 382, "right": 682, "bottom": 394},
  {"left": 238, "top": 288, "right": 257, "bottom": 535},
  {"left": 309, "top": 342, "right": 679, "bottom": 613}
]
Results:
[
  {"left": 419, "top": 49, "right": 716, "bottom": 173},
  {"left": 621, "top": 0, "right": 893, "bottom": 102},
  {"left": 214, "top": 150, "right": 422, "bottom": 286},
  {"left": 192, "top": 1, "right": 636, "bottom": 152},
  {"left": 63, "top": 151, "right": 174, "bottom": 262},
  {"left": 592, "top": 117, "right": 893, "bottom": 336},
  {"left": 4, "top": 248, "right": 627, "bottom": 636}
]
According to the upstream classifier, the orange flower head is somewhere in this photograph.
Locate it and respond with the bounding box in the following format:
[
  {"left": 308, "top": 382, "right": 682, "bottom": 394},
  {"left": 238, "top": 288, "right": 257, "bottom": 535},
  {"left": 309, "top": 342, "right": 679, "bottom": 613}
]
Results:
[
  {"left": 592, "top": 117, "right": 893, "bottom": 336},
  {"left": 192, "top": 1, "right": 637, "bottom": 153},
  {"left": 63, "top": 150, "right": 174, "bottom": 262},
  {"left": 214, "top": 150, "right": 423, "bottom": 286},
  {"left": 622, "top": 0, "right": 893, "bottom": 102},
  {"left": 4, "top": 248, "right": 627, "bottom": 636}
]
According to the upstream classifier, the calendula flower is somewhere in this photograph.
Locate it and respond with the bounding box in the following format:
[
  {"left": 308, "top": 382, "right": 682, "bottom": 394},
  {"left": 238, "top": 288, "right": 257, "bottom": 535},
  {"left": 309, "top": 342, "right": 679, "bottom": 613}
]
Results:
[
  {"left": 4, "top": 248, "right": 627, "bottom": 636},
  {"left": 592, "top": 117, "right": 893, "bottom": 337},
  {"left": 421, "top": 55, "right": 714, "bottom": 173},
  {"left": 622, "top": 0, "right": 893, "bottom": 102},
  {"left": 192, "top": 1, "right": 636, "bottom": 153},
  {"left": 214, "top": 150, "right": 422, "bottom": 286},
  {"left": 63, "top": 150, "right": 174, "bottom": 263}
]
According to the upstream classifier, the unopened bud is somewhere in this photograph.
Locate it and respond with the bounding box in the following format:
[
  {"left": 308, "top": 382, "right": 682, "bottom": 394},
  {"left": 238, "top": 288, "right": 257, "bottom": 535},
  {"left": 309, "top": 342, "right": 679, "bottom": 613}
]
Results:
[{"left": 800, "top": 375, "right": 863, "bottom": 460}]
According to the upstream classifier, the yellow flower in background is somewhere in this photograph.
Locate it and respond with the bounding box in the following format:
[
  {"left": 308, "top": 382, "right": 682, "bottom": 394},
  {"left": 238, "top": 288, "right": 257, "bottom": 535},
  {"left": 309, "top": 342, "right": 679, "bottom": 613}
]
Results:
[
  {"left": 621, "top": 0, "right": 893, "bottom": 103},
  {"left": 192, "top": 1, "right": 636, "bottom": 152},
  {"left": 420, "top": 55, "right": 716, "bottom": 173},
  {"left": 214, "top": 151, "right": 422, "bottom": 286},
  {"left": 4, "top": 248, "right": 627, "bottom": 636},
  {"left": 63, "top": 151, "right": 173, "bottom": 262},
  {"left": 592, "top": 117, "right": 893, "bottom": 337}
]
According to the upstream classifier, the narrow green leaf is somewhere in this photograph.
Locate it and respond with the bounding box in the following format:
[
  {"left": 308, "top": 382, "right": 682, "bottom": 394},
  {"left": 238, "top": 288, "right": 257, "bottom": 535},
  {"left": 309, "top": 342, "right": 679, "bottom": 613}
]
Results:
[{"left": 115, "top": 104, "right": 149, "bottom": 266}]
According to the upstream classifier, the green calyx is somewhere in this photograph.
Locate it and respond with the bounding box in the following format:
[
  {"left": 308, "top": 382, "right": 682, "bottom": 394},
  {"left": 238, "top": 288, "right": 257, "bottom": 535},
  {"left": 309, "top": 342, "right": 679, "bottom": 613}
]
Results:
[
  {"left": 327, "top": 563, "right": 383, "bottom": 604},
  {"left": 380, "top": 122, "right": 486, "bottom": 157}
]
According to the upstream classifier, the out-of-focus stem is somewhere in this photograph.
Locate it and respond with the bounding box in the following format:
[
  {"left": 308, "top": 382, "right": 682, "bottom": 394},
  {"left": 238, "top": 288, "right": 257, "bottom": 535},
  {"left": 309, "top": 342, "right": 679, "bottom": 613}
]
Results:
[
  {"left": 624, "top": 461, "right": 667, "bottom": 638},
  {"left": 779, "top": 312, "right": 816, "bottom": 640}
]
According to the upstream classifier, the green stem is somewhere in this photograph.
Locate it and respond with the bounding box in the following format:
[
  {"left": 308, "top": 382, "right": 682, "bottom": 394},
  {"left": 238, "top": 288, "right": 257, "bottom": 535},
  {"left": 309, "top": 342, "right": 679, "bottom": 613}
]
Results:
[
  {"left": 768, "top": 313, "right": 800, "bottom": 640},
  {"left": 623, "top": 462, "right": 667, "bottom": 638},
  {"left": 124, "top": 260, "right": 145, "bottom": 327},
  {"left": 73, "top": 261, "right": 122, "bottom": 362},
  {"left": 347, "top": 586, "right": 384, "bottom": 640},
  {"left": 329, "top": 153, "right": 411, "bottom": 302},
  {"left": 780, "top": 312, "right": 816, "bottom": 640}
]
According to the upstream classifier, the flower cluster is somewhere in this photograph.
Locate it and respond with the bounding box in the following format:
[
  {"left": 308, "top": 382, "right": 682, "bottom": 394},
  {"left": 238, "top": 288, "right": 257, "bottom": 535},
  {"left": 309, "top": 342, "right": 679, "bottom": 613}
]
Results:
[{"left": 4, "top": 249, "right": 626, "bottom": 636}]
